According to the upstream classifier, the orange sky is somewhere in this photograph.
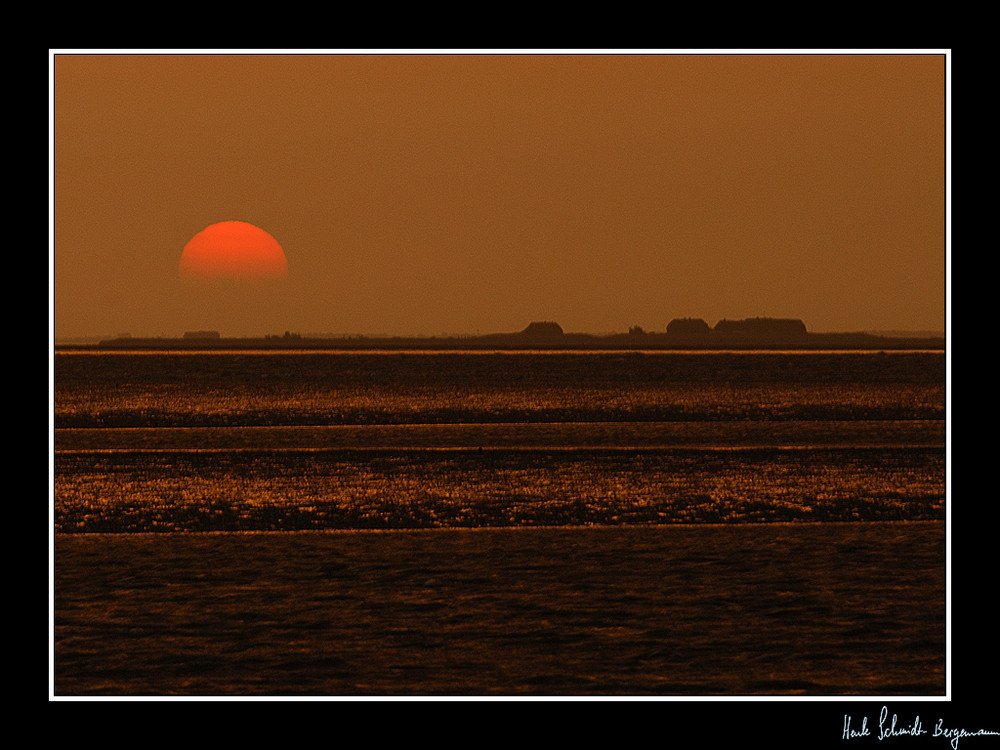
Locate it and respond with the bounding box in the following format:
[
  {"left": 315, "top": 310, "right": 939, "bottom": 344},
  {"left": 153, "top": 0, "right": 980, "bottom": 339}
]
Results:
[{"left": 52, "top": 51, "right": 948, "bottom": 339}]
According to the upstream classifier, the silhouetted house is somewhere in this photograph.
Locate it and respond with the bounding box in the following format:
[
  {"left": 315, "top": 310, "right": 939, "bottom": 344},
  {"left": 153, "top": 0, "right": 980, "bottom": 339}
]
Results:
[
  {"left": 713, "top": 317, "right": 808, "bottom": 339},
  {"left": 667, "top": 318, "right": 711, "bottom": 336},
  {"left": 519, "top": 321, "right": 564, "bottom": 338},
  {"left": 183, "top": 330, "right": 221, "bottom": 339}
]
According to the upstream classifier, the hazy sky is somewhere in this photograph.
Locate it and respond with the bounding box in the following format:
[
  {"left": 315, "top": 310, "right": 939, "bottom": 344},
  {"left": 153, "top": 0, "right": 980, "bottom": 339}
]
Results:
[{"left": 52, "top": 51, "right": 948, "bottom": 338}]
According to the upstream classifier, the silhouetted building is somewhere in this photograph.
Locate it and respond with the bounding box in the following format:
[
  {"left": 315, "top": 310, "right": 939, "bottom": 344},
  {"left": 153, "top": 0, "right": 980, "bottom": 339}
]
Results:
[
  {"left": 520, "top": 321, "right": 564, "bottom": 338},
  {"left": 713, "top": 317, "right": 808, "bottom": 338},
  {"left": 667, "top": 318, "right": 711, "bottom": 336}
]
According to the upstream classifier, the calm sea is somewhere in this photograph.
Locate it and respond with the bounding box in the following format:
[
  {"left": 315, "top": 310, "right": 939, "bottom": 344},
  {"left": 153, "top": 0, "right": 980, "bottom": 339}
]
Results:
[{"left": 52, "top": 349, "right": 947, "bottom": 695}]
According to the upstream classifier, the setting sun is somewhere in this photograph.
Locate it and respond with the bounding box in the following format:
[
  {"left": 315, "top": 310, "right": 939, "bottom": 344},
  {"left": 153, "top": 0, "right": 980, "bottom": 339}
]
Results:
[{"left": 179, "top": 221, "right": 288, "bottom": 281}]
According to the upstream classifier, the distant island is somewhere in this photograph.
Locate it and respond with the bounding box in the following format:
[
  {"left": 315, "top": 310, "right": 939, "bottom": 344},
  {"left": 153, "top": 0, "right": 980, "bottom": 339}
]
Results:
[{"left": 74, "top": 318, "right": 945, "bottom": 351}]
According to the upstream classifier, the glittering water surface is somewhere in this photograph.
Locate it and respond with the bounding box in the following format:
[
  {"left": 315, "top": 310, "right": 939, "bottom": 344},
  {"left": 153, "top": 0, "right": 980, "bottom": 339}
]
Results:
[
  {"left": 52, "top": 350, "right": 946, "bottom": 695},
  {"left": 54, "top": 351, "right": 944, "bottom": 532},
  {"left": 56, "top": 350, "right": 944, "bottom": 429}
]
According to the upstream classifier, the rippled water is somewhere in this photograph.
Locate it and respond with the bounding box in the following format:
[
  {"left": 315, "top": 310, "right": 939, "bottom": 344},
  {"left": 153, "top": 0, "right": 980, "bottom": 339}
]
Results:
[
  {"left": 54, "top": 523, "right": 945, "bottom": 696},
  {"left": 55, "top": 350, "right": 945, "bottom": 428},
  {"left": 52, "top": 349, "right": 947, "bottom": 696},
  {"left": 54, "top": 350, "right": 945, "bottom": 532}
]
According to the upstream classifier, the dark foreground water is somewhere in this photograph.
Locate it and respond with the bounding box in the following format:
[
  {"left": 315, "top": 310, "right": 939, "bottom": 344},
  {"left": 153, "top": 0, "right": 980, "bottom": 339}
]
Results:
[
  {"left": 52, "top": 350, "right": 947, "bottom": 695},
  {"left": 54, "top": 523, "right": 945, "bottom": 696}
]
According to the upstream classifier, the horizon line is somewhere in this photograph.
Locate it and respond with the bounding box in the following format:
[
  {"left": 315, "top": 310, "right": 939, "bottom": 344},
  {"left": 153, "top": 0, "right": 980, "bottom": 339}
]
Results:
[{"left": 54, "top": 326, "right": 947, "bottom": 347}]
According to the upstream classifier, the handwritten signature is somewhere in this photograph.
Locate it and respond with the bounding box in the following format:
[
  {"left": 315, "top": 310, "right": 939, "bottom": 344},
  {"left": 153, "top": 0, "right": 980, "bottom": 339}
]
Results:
[{"left": 843, "top": 707, "right": 999, "bottom": 749}]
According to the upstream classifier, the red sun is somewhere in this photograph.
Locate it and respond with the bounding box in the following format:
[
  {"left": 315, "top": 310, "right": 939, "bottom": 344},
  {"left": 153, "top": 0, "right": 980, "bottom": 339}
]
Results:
[{"left": 179, "top": 221, "right": 288, "bottom": 281}]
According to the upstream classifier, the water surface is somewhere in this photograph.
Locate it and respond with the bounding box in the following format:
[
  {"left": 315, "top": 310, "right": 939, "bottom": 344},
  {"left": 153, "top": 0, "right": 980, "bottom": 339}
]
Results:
[{"left": 53, "top": 350, "right": 947, "bottom": 695}]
